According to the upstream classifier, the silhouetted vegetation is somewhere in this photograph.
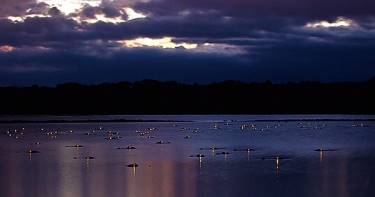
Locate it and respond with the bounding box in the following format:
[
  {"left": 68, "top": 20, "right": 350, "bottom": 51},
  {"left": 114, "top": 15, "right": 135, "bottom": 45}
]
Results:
[{"left": 0, "top": 79, "right": 374, "bottom": 115}]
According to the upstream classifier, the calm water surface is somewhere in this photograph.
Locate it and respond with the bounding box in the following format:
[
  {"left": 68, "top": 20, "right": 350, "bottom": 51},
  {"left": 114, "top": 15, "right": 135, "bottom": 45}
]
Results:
[{"left": 0, "top": 115, "right": 375, "bottom": 197}]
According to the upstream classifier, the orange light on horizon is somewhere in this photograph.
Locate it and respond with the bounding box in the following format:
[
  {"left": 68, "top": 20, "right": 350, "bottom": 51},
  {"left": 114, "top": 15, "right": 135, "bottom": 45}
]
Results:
[{"left": 0, "top": 45, "right": 14, "bottom": 53}]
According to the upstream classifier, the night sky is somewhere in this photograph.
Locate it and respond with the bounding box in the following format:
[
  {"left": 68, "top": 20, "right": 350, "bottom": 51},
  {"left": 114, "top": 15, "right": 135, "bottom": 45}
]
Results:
[{"left": 0, "top": 0, "right": 375, "bottom": 85}]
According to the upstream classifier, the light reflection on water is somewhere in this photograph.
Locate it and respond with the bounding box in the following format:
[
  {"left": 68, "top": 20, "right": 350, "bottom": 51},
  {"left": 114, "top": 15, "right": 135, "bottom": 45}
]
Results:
[{"left": 0, "top": 115, "right": 375, "bottom": 197}]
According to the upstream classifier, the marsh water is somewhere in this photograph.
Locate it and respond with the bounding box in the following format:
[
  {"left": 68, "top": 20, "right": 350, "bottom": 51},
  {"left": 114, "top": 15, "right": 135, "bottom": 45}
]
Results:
[{"left": 0, "top": 115, "right": 375, "bottom": 197}]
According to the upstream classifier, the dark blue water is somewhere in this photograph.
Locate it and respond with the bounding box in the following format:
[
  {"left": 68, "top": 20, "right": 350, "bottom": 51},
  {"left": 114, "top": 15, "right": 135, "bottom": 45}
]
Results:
[{"left": 0, "top": 115, "right": 374, "bottom": 197}]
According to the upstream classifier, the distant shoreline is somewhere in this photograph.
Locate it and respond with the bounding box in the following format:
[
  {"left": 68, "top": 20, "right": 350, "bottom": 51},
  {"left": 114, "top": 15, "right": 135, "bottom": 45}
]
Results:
[
  {"left": 1, "top": 118, "right": 374, "bottom": 124},
  {"left": 1, "top": 80, "right": 374, "bottom": 115},
  {"left": 0, "top": 119, "right": 191, "bottom": 124}
]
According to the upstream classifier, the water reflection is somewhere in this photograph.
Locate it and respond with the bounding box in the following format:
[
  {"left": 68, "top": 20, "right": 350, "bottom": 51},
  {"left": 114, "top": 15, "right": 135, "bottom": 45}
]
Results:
[
  {"left": 316, "top": 155, "right": 350, "bottom": 197},
  {"left": 0, "top": 117, "right": 374, "bottom": 197},
  {"left": 57, "top": 145, "right": 82, "bottom": 197},
  {"left": 0, "top": 146, "right": 374, "bottom": 197},
  {"left": 121, "top": 160, "right": 198, "bottom": 197}
]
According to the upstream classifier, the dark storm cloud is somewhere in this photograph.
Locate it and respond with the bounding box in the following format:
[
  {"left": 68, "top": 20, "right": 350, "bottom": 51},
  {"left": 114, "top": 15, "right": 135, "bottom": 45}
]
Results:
[
  {"left": 0, "top": 0, "right": 36, "bottom": 17},
  {"left": 0, "top": 17, "right": 81, "bottom": 47},
  {"left": 0, "top": 0, "right": 374, "bottom": 85},
  {"left": 0, "top": 12, "right": 290, "bottom": 49},
  {"left": 101, "top": 5, "right": 123, "bottom": 18},
  {"left": 0, "top": 1, "right": 372, "bottom": 43},
  {"left": 248, "top": 37, "right": 375, "bottom": 82},
  {"left": 0, "top": 46, "right": 252, "bottom": 85},
  {"left": 135, "top": 0, "right": 375, "bottom": 19},
  {"left": 1, "top": 36, "right": 374, "bottom": 85},
  {"left": 48, "top": 7, "right": 63, "bottom": 16},
  {"left": 0, "top": 0, "right": 57, "bottom": 17},
  {"left": 78, "top": 4, "right": 124, "bottom": 19}
]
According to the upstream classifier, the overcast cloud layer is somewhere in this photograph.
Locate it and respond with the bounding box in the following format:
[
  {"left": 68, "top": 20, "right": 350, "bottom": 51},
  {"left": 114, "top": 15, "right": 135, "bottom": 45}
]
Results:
[{"left": 0, "top": 0, "right": 374, "bottom": 85}]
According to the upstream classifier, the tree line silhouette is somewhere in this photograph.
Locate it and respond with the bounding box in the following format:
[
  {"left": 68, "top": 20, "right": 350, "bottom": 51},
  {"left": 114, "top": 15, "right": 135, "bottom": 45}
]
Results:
[{"left": 1, "top": 79, "right": 374, "bottom": 115}]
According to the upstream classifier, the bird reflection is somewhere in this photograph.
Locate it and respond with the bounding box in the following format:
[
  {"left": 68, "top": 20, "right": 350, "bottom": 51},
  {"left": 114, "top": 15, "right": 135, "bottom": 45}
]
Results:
[
  {"left": 199, "top": 157, "right": 203, "bottom": 168},
  {"left": 27, "top": 149, "right": 40, "bottom": 160},
  {"left": 276, "top": 156, "right": 280, "bottom": 176},
  {"left": 133, "top": 166, "right": 137, "bottom": 176},
  {"left": 320, "top": 149, "right": 324, "bottom": 162}
]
